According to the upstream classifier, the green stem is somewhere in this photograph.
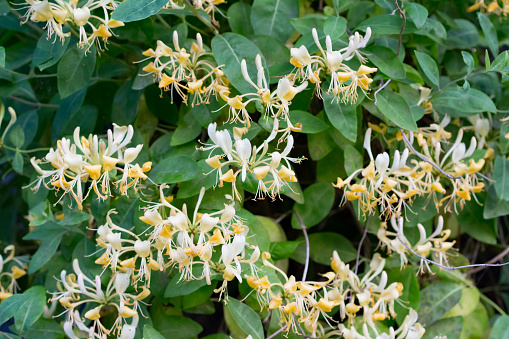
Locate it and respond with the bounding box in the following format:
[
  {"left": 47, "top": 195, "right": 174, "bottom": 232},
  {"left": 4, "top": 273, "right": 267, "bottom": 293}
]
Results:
[
  {"left": 2, "top": 145, "right": 50, "bottom": 153},
  {"left": 0, "top": 66, "right": 57, "bottom": 79},
  {"left": 480, "top": 293, "right": 507, "bottom": 316},
  {"left": 183, "top": 0, "right": 219, "bottom": 35}
]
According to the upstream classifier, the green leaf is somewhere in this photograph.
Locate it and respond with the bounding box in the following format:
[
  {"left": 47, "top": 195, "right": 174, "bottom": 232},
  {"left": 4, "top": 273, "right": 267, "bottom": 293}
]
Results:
[
  {"left": 143, "top": 325, "right": 165, "bottom": 339},
  {"left": 270, "top": 240, "right": 302, "bottom": 261},
  {"left": 165, "top": 274, "right": 208, "bottom": 298},
  {"left": 462, "top": 51, "right": 475, "bottom": 74},
  {"left": 323, "top": 93, "right": 357, "bottom": 142},
  {"left": 421, "top": 317, "right": 463, "bottom": 339},
  {"left": 112, "top": 0, "right": 168, "bottom": 22},
  {"left": 431, "top": 87, "right": 496, "bottom": 116},
  {"left": 484, "top": 186, "right": 509, "bottom": 219},
  {"left": 51, "top": 89, "right": 87, "bottom": 142},
  {"left": 404, "top": 2, "right": 428, "bottom": 29},
  {"left": 211, "top": 33, "right": 267, "bottom": 95},
  {"left": 0, "top": 294, "right": 29, "bottom": 327},
  {"left": 364, "top": 45, "right": 406, "bottom": 80},
  {"left": 227, "top": 298, "right": 264, "bottom": 339},
  {"left": 291, "top": 182, "right": 335, "bottom": 229},
  {"left": 478, "top": 13, "right": 499, "bottom": 56},
  {"left": 0, "top": 46, "right": 4, "bottom": 67},
  {"left": 414, "top": 51, "right": 440, "bottom": 87},
  {"left": 57, "top": 45, "right": 96, "bottom": 99},
  {"left": 227, "top": 2, "right": 254, "bottom": 36},
  {"left": 8, "top": 125, "right": 25, "bottom": 149},
  {"left": 171, "top": 108, "right": 202, "bottom": 146},
  {"left": 376, "top": 90, "right": 418, "bottom": 131},
  {"left": 285, "top": 110, "right": 328, "bottom": 134},
  {"left": 251, "top": 0, "right": 299, "bottom": 42},
  {"left": 356, "top": 15, "right": 417, "bottom": 35},
  {"left": 343, "top": 145, "right": 362, "bottom": 176},
  {"left": 149, "top": 155, "right": 200, "bottom": 184},
  {"left": 457, "top": 199, "right": 497, "bottom": 244},
  {"left": 323, "top": 16, "right": 347, "bottom": 40},
  {"left": 442, "top": 286, "right": 479, "bottom": 318},
  {"left": 12, "top": 152, "right": 23, "bottom": 175},
  {"left": 152, "top": 315, "right": 202, "bottom": 339},
  {"left": 32, "top": 30, "right": 70, "bottom": 71},
  {"left": 111, "top": 196, "right": 141, "bottom": 230},
  {"left": 494, "top": 156, "right": 509, "bottom": 201},
  {"left": 446, "top": 19, "right": 481, "bottom": 49},
  {"left": 111, "top": 81, "right": 143, "bottom": 125},
  {"left": 28, "top": 233, "right": 64, "bottom": 273},
  {"left": 14, "top": 286, "right": 46, "bottom": 333},
  {"left": 418, "top": 281, "right": 462, "bottom": 326},
  {"left": 24, "top": 318, "right": 65, "bottom": 339},
  {"left": 489, "top": 315, "right": 509, "bottom": 339},
  {"left": 58, "top": 210, "right": 90, "bottom": 226},
  {"left": 292, "top": 232, "right": 357, "bottom": 265}
]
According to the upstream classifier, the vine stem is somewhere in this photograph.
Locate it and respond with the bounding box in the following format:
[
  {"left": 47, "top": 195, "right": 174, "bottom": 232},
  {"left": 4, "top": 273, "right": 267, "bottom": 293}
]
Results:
[
  {"left": 266, "top": 324, "right": 287, "bottom": 339},
  {"left": 396, "top": 232, "right": 509, "bottom": 271},
  {"left": 355, "top": 215, "right": 370, "bottom": 275},
  {"left": 294, "top": 210, "right": 309, "bottom": 282},
  {"left": 399, "top": 128, "right": 462, "bottom": 180},
  {"left": 183, "top": 0, "right": 219, "bottom": 35},
  {"left": 394, "top": 0, "right": 406, "bottom": 57}
]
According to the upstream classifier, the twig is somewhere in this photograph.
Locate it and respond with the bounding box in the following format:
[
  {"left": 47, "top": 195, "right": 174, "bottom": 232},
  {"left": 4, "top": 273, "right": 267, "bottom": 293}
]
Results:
[
  {"left": 373, "top": 79, "right": 391, "bottom": 105},
  {"left": 183, "top": 0, "right": 219, "bottom": 35},
  {"left": 396, "top": 233, "right": 509, "bottom": 271},
  {"left": 393, "top": 0, "right": 406, "bottom": 57},
  {"left": 399, "top": 128, "right": 462, "bottom": 180},
  {"left": 9, "top": 96, "right": 59, "bottom": 108},
  {"left": 355, "top": 216, "right": 371, "bottom": 275},
  {"left": 266, "top": 325, "right": 287, "bottom": 339},
  {"left": 469, "top": 246, "right": 509, "bottom": 275},
  {"left": 274, "top": 210, "right": 292, "bottom": 224},
  {"left": 294, "top": 210, "right": 309, "bottom": 281}
]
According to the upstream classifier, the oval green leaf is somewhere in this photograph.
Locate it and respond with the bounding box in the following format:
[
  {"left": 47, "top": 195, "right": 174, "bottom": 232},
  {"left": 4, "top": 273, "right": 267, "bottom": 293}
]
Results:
[
  {"left": 227, "top": 298, "right": 264, "bottom": 339},
  {"left": 112, "top": 0, "right": 169, "bottom": 22},
  {"left": 149, "top": 155, "right": 201, "bottom": 184}
]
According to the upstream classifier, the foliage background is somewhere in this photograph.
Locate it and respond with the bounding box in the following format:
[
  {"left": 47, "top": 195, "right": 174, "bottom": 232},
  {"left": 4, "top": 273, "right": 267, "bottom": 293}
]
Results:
[{"left": 1, "top": 0, "right": 509, "bottom": 338}]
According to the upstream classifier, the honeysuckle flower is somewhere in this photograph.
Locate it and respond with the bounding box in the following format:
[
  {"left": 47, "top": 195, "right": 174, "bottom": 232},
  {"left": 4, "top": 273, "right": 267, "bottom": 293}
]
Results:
[
  {"left": 141, "top": 31, "right": 226, "bottom": 105},
  {"left": 201, "top": 121, "right": 303, "bottom": 201},
  {"left": 26, "top": 124, "right": 149, "bottom": 209}
]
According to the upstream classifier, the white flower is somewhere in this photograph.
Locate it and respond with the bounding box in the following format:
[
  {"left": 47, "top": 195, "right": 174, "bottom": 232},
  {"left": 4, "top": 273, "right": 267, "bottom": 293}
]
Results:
[
  {"left": 134, "top": 240, "right": 151, "bottom": 258},
  {"left": 73, "top": 7, "right": 90, "bottom": 27}
]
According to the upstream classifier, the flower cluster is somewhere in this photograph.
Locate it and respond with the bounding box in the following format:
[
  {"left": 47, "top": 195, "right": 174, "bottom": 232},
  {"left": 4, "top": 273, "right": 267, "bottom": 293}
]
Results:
[
  {"left": 290, "top": 28, "right": 377, "bottom": 103},
  {"left": 27, "top": 124, "right": 151, "bottom": 210},
  {"left": 52, "top": 259, "right": 149, "bottom": 339},
  {"left": 246, "top": 252, "right": 425, "bottom": 338},
  {"left": 334, "top": 117, "right": 488, "bottom": 218},
  {"left": 0, "top": 245, "right": 27, "bottom": 301},
  {"left": 142, "top": 32, "right": 227, "bottom": 106},
  {"left": 467, "top": 0, "right": 509, "bottom": 17},
  {"left": 378, "top": 216, "right": 456, "bottom": 274},
  {"left": 19, "top": 0, "right": 124, "bottom": 50},
  {"left": 201, "top": 121, "right": 303, "bottom": 201},
  {"left": 95, "top": 186, "right": 260, "bottom": 300}
]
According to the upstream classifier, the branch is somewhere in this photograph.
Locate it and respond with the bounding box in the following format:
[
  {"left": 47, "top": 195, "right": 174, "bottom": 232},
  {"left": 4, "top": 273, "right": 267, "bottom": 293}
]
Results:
[
  {"left": 469, "top": 246, "right": 509, "bottom": 275},
  {"left": 393, "top": 0, "right": 406, "bottom": 57},
  {"left": 183, "top": 0, "right": 219, "bottom": 35},
  {"left": 399, "top": 128, "right": 462, "bottom": 180},
  {"left": 294, "top": 210, "right": 309, "bottom": 281},
  {"left": 266, "top": 325, "right": 287, "bottom": 339},
  {"left": 373, "top": 79, "right": 391, "bottom": 105},
  {"left": 396, "top": 233, "right": 509, "bottom": 271},
  {"left": 355, "top": 216, "right": 371, "bottom": 275}
]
